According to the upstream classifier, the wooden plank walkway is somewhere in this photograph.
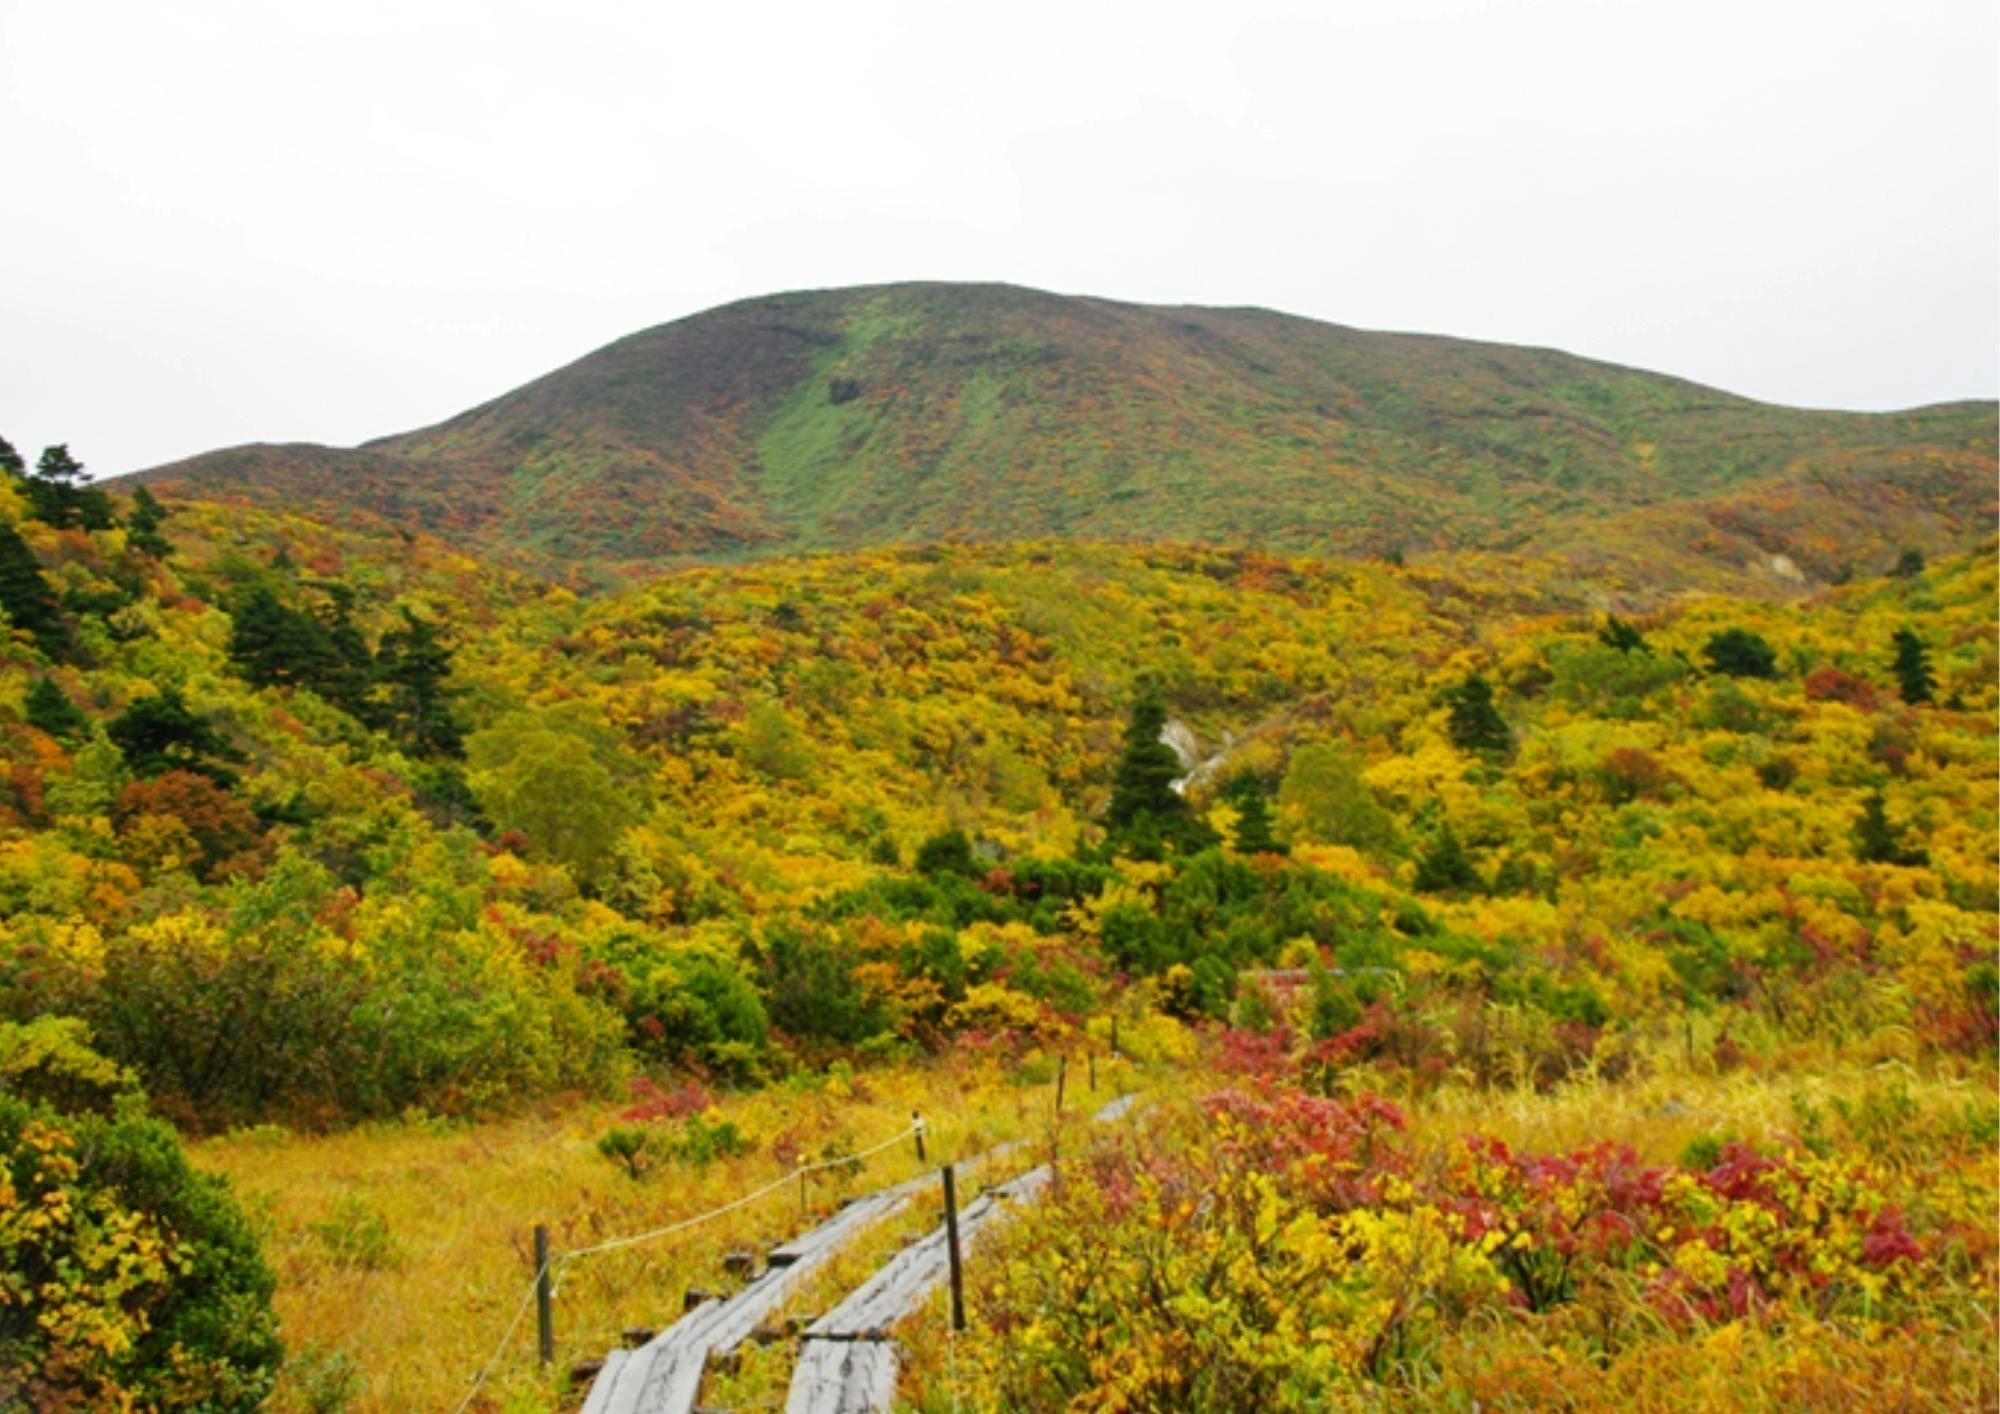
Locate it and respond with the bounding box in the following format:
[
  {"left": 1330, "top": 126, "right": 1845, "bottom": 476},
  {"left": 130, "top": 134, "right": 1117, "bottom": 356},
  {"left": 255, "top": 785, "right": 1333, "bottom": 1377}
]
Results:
[
  {"left": 801, "top": 1164, "right": 1050, "bottom": 1342},
  {"left": 577, "top": 1127, "right": 1033, "bottom": 1414},
  {"left": 580, "top": 1181, "right": 920, "bottom": 1414},
  {"left": 783, "top": 1093, "right": 1139, "bottom": 1414},
  {"left": 578, "top": 1094, "right": 1140, "bottom": 1414}
]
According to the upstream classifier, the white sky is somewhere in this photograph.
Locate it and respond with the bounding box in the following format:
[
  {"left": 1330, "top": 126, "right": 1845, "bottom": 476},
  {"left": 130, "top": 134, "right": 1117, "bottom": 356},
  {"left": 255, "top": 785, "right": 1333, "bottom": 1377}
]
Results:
[{"left": 2, "top": 0, "right": 1995, "bottom": 476}]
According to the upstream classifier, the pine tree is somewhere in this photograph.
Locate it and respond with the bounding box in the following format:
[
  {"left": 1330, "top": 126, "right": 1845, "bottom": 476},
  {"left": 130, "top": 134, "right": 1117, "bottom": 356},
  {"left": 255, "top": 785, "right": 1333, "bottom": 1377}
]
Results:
[
  {"left": 227, "top": 587, "right": 321, "bottom": 688},
  {"left": 1104, "top": 691, "right": 1216, "bottom": 854},
  {"left": 27, "top": 445, "right": 114, "bottom": 531},
  {"left": 313, "top": 594, "right": 375, "bottom": 718},
  {"left": 1703, "top": 627, "right": 1779, "bottom": 680},
  {"left": 107, "top": 690, "right": 238, "bottom": 781},
  {"left": 24, "top": 677, "right": 89, "bottom": 742},
  {"left": 1890, "top": 627, "right": 1935, "bottom": 705},
  {"left": 1890, "top": 548, "right": 1926, "bottom": 579},
  {"left": 1106, "top": 692, "right": 1187, "bottom": 832},
  {"left": 1853, "top": 789, "right": 1926, "bottom": 866},
  {"left": 1444, "top": 674, "right": 1511, "bottom": 755},
  {"left": 1413, "top": 824, "right": 1479, "bottom": 893},
  {"left": 0, "top": 519, "right": 66, "bottom": 653},
  {"left": 1598, "top": 614, "right": 1647, "bottom": 653},
  {"left": 374, "top": 611, "right": 464, "bottom": 756},
  {"left": 0, "top": 435, "right": 21, "bottom": 477},
  {"left": 126, "top": 486, "right": 172, "bottom": 558},
  {"left": 1228, "top": 786, "right": 1285, "bottom": 856}
]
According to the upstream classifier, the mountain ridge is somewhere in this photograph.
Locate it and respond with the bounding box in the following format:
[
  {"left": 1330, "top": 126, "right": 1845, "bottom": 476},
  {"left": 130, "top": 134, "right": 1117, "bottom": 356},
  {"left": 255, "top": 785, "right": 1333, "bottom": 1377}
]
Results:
[{"left": 128, "top": 281, "right": 1997, "bottom": 589}]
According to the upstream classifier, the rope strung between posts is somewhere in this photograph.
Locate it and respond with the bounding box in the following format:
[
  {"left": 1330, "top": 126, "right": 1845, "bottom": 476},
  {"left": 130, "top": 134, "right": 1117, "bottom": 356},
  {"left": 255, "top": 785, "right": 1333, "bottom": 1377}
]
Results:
[
  {"left": 559, "top": 1119, "right": 923, "bottom": 1263},
  {"left": 448, "top": 1118, "right": 925, "bottom": 1414},
  {"left": 450, "top": 1255, "right": 549, "bottom": 1414}
]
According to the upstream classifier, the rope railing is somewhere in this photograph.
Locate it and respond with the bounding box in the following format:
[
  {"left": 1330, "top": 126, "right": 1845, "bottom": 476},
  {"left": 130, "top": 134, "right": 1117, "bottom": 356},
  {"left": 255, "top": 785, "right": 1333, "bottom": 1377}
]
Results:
[
  {"left": 449, "top": 1118, "right": 926, "bottom": 1413},
  {"left": 561, "top": 1120, "right": 923, "bottom": 1265},
  {"left": 452, "top": 1043, "right": 1140, "bottom": 1413}
]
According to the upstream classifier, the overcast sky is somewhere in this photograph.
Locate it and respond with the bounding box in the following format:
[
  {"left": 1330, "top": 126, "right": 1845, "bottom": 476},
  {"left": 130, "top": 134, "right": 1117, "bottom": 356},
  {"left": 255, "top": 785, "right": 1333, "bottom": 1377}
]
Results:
[{"left": 3, "top": 0, "right": 1995, "bottom": 476}]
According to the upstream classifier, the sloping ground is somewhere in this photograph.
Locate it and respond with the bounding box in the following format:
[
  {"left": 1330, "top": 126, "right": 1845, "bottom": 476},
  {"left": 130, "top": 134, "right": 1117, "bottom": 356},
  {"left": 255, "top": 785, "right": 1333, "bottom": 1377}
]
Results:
[{"left": 128, "top": 283, "right": 1997, "bottom": 587}]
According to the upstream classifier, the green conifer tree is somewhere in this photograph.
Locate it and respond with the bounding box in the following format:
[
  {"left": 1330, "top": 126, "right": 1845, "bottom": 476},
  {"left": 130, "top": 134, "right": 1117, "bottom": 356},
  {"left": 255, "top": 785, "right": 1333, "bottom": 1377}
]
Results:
[
  {"left": 27, "top": 445, "right": 114, "bottom": 531},
  {"left": 0, "top": 519, "right": 67, "bottom": 653},
  {"left": 1228, "top": 785, "right": 1284, "bottom": 856},
  {"left": 1443, "top": 674, "right": 1511, "bottom": 755},
  {"left": 1413, "top": 824, "right": 1479, "bottom": 893},
  {"left": 126, "top": 486, "right": 172, "bottom": 558},
  {"left": 107, "top": 690, "right": 238, "bottom": 781},
  {"left": 374, "top": 611, "right": 464, "bottom": 756},
  {"left": 1106, "top": 691, "right": 1187, "bottom": 832},
  {"left": 1598, "top": 614, "right": 1647, "bottom": 653},
  {"left": 1853, "top": 789, "right": 1926, "bottom": 866},
  {"left": 1703, "top": 627, "right": 1779, "bottom": 680},
  {"left": 1891, "top": 627, "right": 1935, "bottom": 705},
  {"left": 24, "top": 677, "right": 90, "bottom": 742}
]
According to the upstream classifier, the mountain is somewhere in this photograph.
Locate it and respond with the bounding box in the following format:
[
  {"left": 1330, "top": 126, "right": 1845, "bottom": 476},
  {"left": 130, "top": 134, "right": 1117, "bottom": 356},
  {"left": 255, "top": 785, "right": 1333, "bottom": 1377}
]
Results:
[{"left": 132, "top": 282, "right": 1996, "bottom": 588}]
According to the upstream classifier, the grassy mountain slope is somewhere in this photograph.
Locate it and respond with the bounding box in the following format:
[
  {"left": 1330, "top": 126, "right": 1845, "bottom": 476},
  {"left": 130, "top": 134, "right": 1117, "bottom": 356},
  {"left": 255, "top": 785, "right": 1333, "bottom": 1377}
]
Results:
[{"left": 134, "top": 284, "right": 1996, "bottom": 588}]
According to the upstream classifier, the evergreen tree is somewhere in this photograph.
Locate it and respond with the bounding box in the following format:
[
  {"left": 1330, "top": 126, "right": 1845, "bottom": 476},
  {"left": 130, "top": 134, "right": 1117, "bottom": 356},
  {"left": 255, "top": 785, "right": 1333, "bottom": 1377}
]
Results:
[
  {"left": 1703, "top": 627, "right": 1779, "bottom": 679},
  {"left": 0, "top": 434, "right": 21, "bottom": 476},
  {"left": 27, "top": 445, "right": 114, "bottom": 531},
  {"left": 1598, "top": 614, "right": 1647, "bottom": 653},
  {"left": 1853, "top": 789, "right": 1926, "bottom": 866},
  {"left": 126, "top": 486, "right": 172, "bottom": 558},
  {"left": 1105, "top": 691, "right": 1187, "bottom": 832},
  {"left": 227, "top": 587, "right": 363, "bottom": 705},
  {"left": 227, "top": 587, "right": 317, "bottom": 688},
  {"left": 1226, "top": 779, "right": 1285, "bottom": 856},
  {"left": 24, "top": 677, "right": 90, "bottom": 741},
  {"left": 914, "top": 827, "right": 976, "bottom": 878},
  {"left": 1890, "top": 627, "right": 1935, "bottom": 705},
  {"left": 312, "top": 592, "right": 375, "bottom": 718},
  {"left": 1413, "top": 824, "right": 1479, "bottom": 893},
  {"left": 374, "top": 611, "right": 463, "bottom": 755},
  {"left": 1890, "top": 548, "right": 1926, "bottom": 579},
  {"left": 1443, "top": 674, "right": 1511, "bottom": 755},
  {"left": 107, "top": 690, "right": 238, "bottom": 781},
  {"left": 1104, "top": 691, "right": 1216, "bottom": 854},
  {"left": 0, "top": 518, "right": 67, "bottom": 653}
]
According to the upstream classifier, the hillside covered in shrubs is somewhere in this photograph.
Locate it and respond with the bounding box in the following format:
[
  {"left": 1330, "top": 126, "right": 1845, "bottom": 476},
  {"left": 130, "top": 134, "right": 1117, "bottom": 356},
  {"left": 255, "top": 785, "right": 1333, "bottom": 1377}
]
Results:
[{"left": 0, "top": 432, "right": 1991, "bottom": 1409}]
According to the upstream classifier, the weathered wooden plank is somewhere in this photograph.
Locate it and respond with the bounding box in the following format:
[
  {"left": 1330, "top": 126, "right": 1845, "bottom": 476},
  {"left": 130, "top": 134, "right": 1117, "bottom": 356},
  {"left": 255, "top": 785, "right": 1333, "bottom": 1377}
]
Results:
[
  {"left": 782, "top": 1338, "right": 899, "bottom": 1414},
  {"left": 806, "top": 1166, "right": 1050, "bottom": 1339},
  {"left": 584, "top": 1097, "right": 1141, "bottom": 1414},
  {"left": 579, "top": 1348, "right": 633, "bottom": 1414},
  {"left": 580, "top": 1186, "right": 916, "bottom": 1414}
]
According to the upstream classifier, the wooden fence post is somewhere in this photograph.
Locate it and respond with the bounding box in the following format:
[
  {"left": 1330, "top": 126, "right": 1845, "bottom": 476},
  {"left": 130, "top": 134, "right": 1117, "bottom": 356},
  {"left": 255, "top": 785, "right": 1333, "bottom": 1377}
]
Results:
[
  {"left": 533, "top": 1224, "right": 554, "bottom": 1366},
  {"left": 1055, "top": 1054, "right": 1067, "bottom": 1115},
  {"left": 941, "top": 1165, "right": 966, "bottom": 1332},
  {"left": 913, "top": 1112, "right": 927, "bottom": 1163}
]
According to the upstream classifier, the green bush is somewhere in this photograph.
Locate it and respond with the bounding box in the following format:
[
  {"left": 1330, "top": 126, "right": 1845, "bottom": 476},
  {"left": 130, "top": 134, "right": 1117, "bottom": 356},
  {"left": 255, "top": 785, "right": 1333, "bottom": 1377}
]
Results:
[
  {"left": 50, "top": 848, "right": 625, "bottom": 1128},
  {"left": 1703, "top": 627, "right": 1779, "bottom": 679},
  {"left": 627, "top": 946, "right": 770, "bottom": 1076},
  {"left": 0, "top": 1020, "right": 280, "bottom": 1411}
]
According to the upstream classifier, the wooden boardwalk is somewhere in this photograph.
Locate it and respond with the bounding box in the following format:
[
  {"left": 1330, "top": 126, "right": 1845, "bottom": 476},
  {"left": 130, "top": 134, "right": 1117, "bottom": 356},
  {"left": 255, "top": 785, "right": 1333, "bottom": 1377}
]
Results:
[
  {"left": 578, "top": 1094, "right": 1138, "bottom": 1414},
  {"left": 579, "top": 1177, "right": 925, "bottom": 1414},
  {"left": 783, "top": 1165, "right": 1049, "bottom": 1414},
  {"left": 784, "top": 1093, "right": 1139, "bottom": 1414}
]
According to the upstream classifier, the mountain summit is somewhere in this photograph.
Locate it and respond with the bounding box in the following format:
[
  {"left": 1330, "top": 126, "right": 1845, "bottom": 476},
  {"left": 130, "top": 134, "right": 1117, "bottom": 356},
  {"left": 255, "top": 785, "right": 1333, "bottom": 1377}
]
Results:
[{"left": 135, "top": 282, "right": 1995, "bottom": 585}]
